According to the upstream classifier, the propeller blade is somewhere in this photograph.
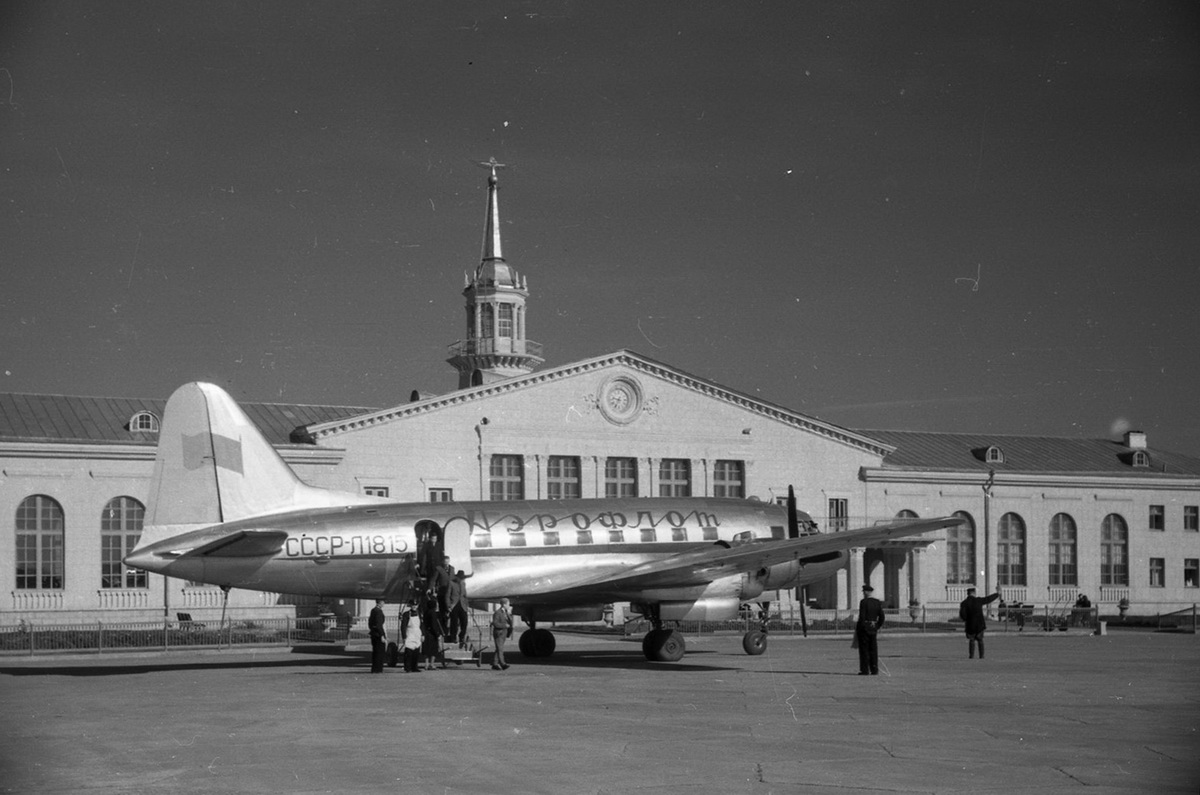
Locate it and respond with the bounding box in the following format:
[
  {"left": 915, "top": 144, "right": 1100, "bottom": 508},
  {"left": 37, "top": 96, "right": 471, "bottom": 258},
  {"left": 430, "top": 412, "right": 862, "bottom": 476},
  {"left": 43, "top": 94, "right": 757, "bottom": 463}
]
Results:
[{"left": 787, "top": 485, "right": 799, "bottom": 539}]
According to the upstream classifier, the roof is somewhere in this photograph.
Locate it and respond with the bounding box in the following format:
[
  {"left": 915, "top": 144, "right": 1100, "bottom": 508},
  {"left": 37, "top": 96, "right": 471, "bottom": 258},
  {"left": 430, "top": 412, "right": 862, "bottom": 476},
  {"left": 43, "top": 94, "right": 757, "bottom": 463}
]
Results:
[
  {"left": 0, "top": 393, "right": 378, "bottom": 446},
  {"left": 857, "top": 429, "right": 1200, "bottom": 478}
]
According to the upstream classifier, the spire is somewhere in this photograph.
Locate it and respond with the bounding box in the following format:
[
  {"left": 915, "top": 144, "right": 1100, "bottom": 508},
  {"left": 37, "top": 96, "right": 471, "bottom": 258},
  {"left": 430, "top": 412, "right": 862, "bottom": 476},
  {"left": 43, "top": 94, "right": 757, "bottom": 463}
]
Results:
[
  {"left": 447, "top": 160, "right": 543, "bottom": 389},
  {"left": 479, "top": 157, "right": 505, "bottom": 265}
]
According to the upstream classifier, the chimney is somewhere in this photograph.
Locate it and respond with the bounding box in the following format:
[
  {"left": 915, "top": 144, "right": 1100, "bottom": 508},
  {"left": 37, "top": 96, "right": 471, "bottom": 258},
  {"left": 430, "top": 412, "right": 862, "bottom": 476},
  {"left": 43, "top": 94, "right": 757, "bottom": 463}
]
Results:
[{"left": 1123, "top": 430, "right": 1147, "bottom": 450}]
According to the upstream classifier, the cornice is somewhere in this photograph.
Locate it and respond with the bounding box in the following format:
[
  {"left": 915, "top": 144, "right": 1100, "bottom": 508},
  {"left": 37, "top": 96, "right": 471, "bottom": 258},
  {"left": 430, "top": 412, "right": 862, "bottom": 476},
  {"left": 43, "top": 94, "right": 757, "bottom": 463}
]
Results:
[
  {"left": 309, "top": 350, "right": 892, "bottom": 456},
  {"left": 860, "top": 467, "right": 1200, "bottom": 491},
  {"left": 0, "top": 441, "right": 345, "bottom": 468}
]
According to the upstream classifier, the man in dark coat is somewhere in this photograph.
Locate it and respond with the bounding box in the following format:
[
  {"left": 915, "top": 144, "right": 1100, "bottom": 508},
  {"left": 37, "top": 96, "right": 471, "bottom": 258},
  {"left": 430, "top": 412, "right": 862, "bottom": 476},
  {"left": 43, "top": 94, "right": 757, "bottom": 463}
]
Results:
[
  {"left": 959, "top": 587, "right": 1002, "bottom": 659},
  {"left": 368, "top": 598, "right": 387, "bottom": 673},
  {"left": 856, "top": 585, "right": 885, "bottom": 675},
  {"left": 447, "top": 570, "right": 470, "bottom": 648}
]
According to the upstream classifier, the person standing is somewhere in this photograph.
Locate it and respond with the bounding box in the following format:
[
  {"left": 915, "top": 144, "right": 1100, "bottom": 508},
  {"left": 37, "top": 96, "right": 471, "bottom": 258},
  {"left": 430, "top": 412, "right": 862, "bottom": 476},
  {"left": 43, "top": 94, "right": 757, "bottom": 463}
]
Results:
[
  {"left": 368, "top": 598, "right": 387, "bottom": 674},
  {"left": 433, "top": 556, "right": 452, "bottom": 624},
  {"left": 447, "top": 570, "right": 470, "bottom": 648},
  {"left": 400, "top": 601, "right": 423, "bottom": 673},
  {"left": 421, "top": 599, "right": 445, "bottom": 671},
  {"left": 959, "top": 587, "right": 1002, "bottom": 659},
  {"left": 491, "top": 597, "right": 513, "bottom": 670},
  {"left": 855, "top": 585, "right": 885, "bottom": 675}
]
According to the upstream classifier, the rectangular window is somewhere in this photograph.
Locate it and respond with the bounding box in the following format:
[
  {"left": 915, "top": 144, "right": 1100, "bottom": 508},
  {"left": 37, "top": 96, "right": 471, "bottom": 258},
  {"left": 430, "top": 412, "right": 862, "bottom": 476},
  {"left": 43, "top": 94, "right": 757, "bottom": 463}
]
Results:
[
  {"left": 713, "top": 460, "right": 745, "bottom": 498},
  {"left": 1185, "top": 506, "right": 1198, "bottom": 532},
  {"left": 828, "top": 498, "right": 849, "bottom": 533},
  {"left": 1150, "top": 557, "right": 1165, "bottom": 587},
  {"left": 489, "top": 455, "right": 524, "bottom": 501},
  {"left": 1149, "top": 504, "right": 1165, "bottom": 531},
  {"left": 429, "top": 488, "right": 453, "bottom": 503},
  {"left": 672, "top": 527, "right": 688, "bottom": 542},
  {"left": 605, "top": 457, "right": 638, "bottom": 498},
  {"left": 547, "top": 456, "right": 581, "bottom": 500},
  {"left": 640, "top": 528, "right": 656, "bottom": 543},
  {"left": 658, "top": 459, "right": 691, "bottom": 497},
  {"left": 544, "top": 531, "right": 559, "bottom": 546},
  {"left": 364, "top": 486, "right": 390, "bottom": 498},
  {"left": 576, "top": 530, "right": 593, "bottom": 545},
  {"left": 1185, "top": 559, "right": 1199, "bottom": 588},
  {"left": 608, "top": 529, "right": 624, "bottom": 544},
  {"left": 497, "top": 304, "right": 514, "bottom": 337}
]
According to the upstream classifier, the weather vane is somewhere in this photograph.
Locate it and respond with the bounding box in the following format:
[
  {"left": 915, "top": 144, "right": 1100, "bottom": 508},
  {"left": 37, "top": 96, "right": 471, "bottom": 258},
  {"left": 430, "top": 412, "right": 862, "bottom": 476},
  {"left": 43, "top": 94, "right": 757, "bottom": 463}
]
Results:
[{"left": 477, "top": 156, "right": 507, "bottom": 179}]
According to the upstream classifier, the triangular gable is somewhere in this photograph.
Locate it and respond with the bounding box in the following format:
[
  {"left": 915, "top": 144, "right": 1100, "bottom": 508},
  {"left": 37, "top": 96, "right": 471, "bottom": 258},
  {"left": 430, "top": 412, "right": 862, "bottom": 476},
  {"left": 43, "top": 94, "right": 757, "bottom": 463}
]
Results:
[{"left": 305, "top": 349, "right": 893, "bottom": 457}]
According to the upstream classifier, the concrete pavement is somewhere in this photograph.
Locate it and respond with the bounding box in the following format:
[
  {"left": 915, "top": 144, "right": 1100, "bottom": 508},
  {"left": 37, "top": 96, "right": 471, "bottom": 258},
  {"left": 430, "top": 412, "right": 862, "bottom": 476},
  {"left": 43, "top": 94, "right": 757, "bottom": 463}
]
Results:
[{"left": 0, "top": 629, "right": 1196, "bottom": 794}]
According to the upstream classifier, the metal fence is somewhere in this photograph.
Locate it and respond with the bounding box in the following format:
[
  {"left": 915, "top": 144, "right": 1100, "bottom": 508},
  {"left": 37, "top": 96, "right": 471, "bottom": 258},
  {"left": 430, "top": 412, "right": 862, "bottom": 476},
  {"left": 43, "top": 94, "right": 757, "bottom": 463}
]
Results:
[{"left": 0, "top": 616, "right": 368, "bottom": 657}]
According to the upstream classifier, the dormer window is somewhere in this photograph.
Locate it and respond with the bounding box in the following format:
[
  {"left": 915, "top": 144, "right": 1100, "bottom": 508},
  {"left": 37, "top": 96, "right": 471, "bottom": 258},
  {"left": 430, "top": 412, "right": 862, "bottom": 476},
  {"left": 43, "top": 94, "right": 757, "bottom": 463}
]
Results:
[
  {"left": 985, "top": 446, "right": 1005, "bottom": 464},
  {"left": 129, "top": 411, "right": 160, "bottom": 433},
  {"left": 1132, "top": 451, "right": 1150, "bottom": 468}
]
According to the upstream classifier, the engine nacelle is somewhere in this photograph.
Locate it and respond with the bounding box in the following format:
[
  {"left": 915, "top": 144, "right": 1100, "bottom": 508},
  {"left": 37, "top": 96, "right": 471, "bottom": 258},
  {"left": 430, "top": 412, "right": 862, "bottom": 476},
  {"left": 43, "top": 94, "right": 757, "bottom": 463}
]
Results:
[
  {"left": 760, "top": 560, "right": 801, "bottom": 590},
  {"left": 631, "top": 597, "right": 742, "bottom": 622}
]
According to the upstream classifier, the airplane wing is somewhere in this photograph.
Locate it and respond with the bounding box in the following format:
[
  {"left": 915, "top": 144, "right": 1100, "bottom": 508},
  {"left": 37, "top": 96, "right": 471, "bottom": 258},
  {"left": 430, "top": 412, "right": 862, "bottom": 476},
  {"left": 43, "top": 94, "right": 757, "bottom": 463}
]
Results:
[{"left": 530, "top": 515, "right": 964, "bottom": 599}]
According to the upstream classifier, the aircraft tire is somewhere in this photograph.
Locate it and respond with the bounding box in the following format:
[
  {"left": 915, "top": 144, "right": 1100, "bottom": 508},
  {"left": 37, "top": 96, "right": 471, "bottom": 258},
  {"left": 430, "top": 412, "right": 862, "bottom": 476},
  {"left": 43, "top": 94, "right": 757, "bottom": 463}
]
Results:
[
  {"left": 742, "top": 630, "right": 768, "bottom": 656},
  {"left": 518, "top": 628, "right": 557, "bottom": 658},
  {"left": 643, "top": 628, "right": 686, "bottom": 662}
]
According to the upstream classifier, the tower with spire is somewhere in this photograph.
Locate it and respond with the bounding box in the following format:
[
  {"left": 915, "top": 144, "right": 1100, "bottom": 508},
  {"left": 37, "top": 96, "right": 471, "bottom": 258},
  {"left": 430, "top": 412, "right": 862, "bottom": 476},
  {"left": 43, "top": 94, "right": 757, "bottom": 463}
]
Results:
[{"left": 447, "top": 158, "right": 544, "bottom": 389}]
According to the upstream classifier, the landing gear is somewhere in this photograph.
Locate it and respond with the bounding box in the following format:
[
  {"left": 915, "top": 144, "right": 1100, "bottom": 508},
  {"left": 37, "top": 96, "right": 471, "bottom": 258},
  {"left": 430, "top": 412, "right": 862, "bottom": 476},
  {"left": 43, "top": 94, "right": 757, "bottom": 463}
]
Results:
[
  {"left": 642, "top": 628, "right": 686, "bottom": 662},
  {"left": 641, "top": 604, "right": 686, "bottom": 662},
  {"left": 741, "top": 601, "right": 770, "bottom": 656},
  {"left": 518, "top": 625, "right": 556, "bottom": 658}
]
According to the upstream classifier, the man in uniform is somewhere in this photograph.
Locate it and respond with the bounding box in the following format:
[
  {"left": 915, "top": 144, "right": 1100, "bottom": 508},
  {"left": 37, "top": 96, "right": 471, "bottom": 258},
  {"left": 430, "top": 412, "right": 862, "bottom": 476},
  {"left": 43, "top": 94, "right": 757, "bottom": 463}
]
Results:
[
  {"left": 959, "top": 586, "right": 1002, "bottom": 659},
  {"left": 491, "top": 597, "right": 513, "bottom": 670},
  {"left": 855, "top": 584, "right": 885, "bottom": 675},
  {"left": 368, "top": 598, "right": 387, "bottom": 673}
]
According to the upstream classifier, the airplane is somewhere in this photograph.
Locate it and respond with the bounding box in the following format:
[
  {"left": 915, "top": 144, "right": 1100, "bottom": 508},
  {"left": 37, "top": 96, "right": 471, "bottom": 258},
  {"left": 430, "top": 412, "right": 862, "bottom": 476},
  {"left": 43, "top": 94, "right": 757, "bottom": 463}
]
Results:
[{"left": 126, "top": 382, "right": 967, "bottom": 662}]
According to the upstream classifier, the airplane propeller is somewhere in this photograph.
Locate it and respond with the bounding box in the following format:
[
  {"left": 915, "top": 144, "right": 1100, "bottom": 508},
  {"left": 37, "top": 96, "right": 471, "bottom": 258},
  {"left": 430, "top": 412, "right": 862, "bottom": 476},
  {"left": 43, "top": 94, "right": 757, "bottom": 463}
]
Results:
[{"left": 787, "top": 485, "right": 809, "bottom": 637}]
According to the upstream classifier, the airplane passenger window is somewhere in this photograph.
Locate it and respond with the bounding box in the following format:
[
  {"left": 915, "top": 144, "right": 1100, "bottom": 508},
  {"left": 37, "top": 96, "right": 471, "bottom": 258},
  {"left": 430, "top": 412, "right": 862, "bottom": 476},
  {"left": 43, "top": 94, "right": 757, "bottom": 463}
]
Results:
[
  {"left": 609, "top": 530, "right": 624, "bottom": 543},
  {"left": 672, "top": 528, "right": 688, "bottom": 542},
  {"left": 473, "top": 533, "right": 492, "bottom": 549},
  {"left": 544, "top": 531, "right": 560, "bottom": 546},
  {"left": 577, "top": 530, "right": 593, "bottom": 544},
  {"left": 509, "top": 532, "right": 526, "bottom": 547},
  {"left": 640, "top": 528, "right": 656, "bottom": 543},
  {"left": 702, "top": 527, "right": 719, "bottom": 541}
]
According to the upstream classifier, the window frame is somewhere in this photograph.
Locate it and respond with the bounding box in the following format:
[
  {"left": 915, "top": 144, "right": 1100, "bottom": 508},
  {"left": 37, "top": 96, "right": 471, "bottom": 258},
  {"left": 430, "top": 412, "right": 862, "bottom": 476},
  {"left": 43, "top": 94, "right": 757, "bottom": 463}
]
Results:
[
  {"left": 713, "top": 460, "right": 745, "bottom": 499},
  {"left": 1048, "top": 512, "right": 1078, "bottom": 587},
  {"left": 547, "top": 456, "right": 581, "bottom": 500},
  {"left": 997, "top": 512, "right": 1027, "bottom": 587},
  {"left": 658, "top": 458, "right": 691, "bottom": 497},
  {"left": 604, "top": 457, "right": 638, "bottom": 498},
  {"left": 945, "top": 511, "right": 976, "bottom": 586},
  {"left": 1149, "top": 504, "right": 1165, "bottom": 531},
  {"left": 489, "top": 454, "right": 524, "bottom": 501},
  {"left": 1149, "top": 557, "right": 1165, "bottom": 588},
  {"left": 15, "top": 495, "right": 65, "bottom": 590},
  {"left": 101, "top": 496, "right": 147, "bottom": 590},
  {"left": 1100, "top": 513, "right": 1129, "bottom": 586}
]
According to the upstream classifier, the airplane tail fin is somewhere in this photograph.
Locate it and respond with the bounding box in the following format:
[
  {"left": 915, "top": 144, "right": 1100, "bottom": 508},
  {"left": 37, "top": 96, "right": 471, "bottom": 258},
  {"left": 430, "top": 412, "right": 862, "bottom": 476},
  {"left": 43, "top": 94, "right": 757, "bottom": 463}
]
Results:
[{"left": 137, "top": 382, "right": 374, "bottom": 550}]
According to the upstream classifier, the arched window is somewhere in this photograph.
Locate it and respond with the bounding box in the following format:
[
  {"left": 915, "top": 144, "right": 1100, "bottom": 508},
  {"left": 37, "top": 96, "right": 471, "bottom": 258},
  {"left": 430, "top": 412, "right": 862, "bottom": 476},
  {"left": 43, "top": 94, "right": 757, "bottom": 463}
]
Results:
[
  {"left": 1132, "top": 451, "right": 1149, "bottom": 468},
  {"left": 985, "top": 446, "right": 1005, "bottom": 464},
  {"left": 1100, "top": 514, "right": 1129, "bottom": 586},
  {"left": 129, "top": 411, "right": 159, "bottom": 433},
  {"left": 946, "top": 511, "right": 976, "bottom": 585},
  {"left": 1048, "top": 513, "right": 1078, "bottom": 586},
  {"left": 15, "top": 495, "right": 65, "bottom": 590},
  {"left": 997, "top": 512, "right": 1026, "bottom": 586},
  {"left": 101, "top": 497, "right": 147, "bottom": 589}
]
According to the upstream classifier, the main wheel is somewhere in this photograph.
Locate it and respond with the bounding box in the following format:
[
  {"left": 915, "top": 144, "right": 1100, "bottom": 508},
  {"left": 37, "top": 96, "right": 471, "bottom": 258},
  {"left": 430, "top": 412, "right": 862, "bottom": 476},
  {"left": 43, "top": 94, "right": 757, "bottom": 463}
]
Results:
[
  {"left": 518, "top": 628, "right": 557, "bottom": 658},
  {"left": 742, "top": 630, "right": 768, "bottom": 655},
  {"left": 643, "top": 628, "right": 686, "bottom": 662}
]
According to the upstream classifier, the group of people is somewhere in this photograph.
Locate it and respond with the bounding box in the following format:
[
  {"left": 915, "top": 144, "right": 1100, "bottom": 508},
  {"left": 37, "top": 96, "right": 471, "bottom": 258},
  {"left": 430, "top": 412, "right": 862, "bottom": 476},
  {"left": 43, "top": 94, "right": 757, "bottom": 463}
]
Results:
[
  {"left": 854, "top": 584, "right": 1003, "bottom": 674},
  {"left": 368, "top": 554, "right": 514, "bottom": 673}
]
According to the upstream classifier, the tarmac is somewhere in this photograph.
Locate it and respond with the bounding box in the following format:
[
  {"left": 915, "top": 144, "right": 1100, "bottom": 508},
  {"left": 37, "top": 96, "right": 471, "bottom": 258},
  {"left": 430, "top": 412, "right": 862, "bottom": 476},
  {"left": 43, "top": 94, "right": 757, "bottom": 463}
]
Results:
[{"left": 0, "top": 628, "right": 1196, "bottom": 795}]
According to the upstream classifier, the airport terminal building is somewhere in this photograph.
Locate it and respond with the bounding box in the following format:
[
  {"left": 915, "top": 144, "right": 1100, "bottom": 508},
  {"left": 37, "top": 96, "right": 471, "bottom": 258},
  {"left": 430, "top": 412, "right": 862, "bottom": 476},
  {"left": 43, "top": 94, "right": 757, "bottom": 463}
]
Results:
[{"left": 4, "top": 170, "right": 1199, "bottom": 625}]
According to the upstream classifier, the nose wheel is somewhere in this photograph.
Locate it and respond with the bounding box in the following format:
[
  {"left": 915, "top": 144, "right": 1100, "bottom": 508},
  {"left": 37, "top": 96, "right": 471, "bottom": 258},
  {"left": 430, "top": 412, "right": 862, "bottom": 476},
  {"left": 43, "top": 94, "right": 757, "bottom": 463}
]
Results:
[{"left": 741, "top": 601, "right": 770, "bottom": 656}]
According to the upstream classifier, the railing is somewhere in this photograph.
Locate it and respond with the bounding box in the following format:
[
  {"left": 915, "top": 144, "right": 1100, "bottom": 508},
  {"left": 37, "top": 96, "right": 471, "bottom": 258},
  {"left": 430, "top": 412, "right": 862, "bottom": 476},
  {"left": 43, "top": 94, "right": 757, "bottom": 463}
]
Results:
[
  {"left": 944, "top": 585, "right": 973, "bottom": 602},
  {"left": 1099, "top": 586, "right": 1130, "bottom": 603},
  {"left": 1047, "top": 586, "right": 1078, "bottom": 605},
  {"left": 0, "top": 617, "right": 365, "bottom": 657},
  {"left": 181, "top": 588, "right": 227, "bottom": 608},
  {"left": 447, "top": 338, "right": 543, "bottom": 358},
  {"left": 96, "top": 589, "right": 150, "bottom": 610},
  {"left": 999, "top": 586, "right": 1027, "bottom": 604},
  {"left": 10, "top": 592, "right": 64, "bottom": 611}
]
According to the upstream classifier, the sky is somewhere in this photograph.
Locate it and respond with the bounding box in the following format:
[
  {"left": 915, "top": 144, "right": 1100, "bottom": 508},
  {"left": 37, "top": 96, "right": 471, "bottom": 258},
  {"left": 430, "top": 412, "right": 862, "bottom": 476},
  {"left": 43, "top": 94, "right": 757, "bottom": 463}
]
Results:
[{"left": 3, "top": 2, "right": 1199, "bottom": 453}]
